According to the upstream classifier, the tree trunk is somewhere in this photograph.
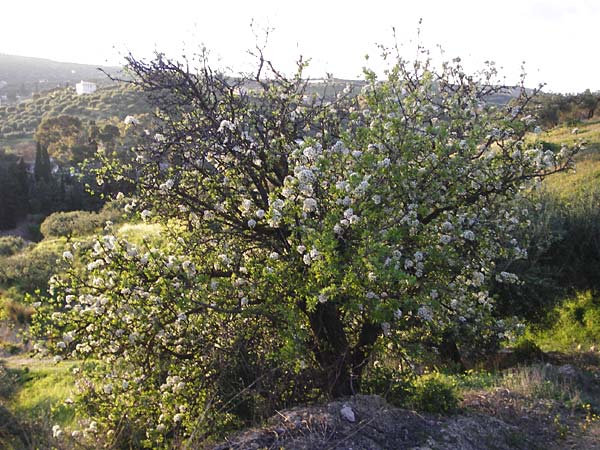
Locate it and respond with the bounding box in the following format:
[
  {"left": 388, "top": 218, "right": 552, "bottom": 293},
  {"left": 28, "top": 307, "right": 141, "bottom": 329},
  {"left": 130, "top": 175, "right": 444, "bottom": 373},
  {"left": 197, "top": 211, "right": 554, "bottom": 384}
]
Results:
[
  {"left": 307, "top": 303, "right": 381, "bottom": 397},
  {"left": 439, "top": 332, "right": 466, "bottom": 372}
]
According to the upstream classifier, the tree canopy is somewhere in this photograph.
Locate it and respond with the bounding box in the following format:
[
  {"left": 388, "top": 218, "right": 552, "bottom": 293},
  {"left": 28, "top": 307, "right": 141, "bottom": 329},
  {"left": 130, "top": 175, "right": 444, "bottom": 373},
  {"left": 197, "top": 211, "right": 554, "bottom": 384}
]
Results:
[{"left": 36, "top": 47, "right": 579, "bottom": 446}]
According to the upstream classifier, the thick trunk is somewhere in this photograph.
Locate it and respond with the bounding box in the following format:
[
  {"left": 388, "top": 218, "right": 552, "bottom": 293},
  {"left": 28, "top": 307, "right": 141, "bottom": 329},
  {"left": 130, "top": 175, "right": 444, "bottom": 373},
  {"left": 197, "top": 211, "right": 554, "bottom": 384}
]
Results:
[
  {"left": 439, "top": 332, "right": 466, "bottom": 371},
  {"left": 307, "top": 303, "right": 381, "bottom": 397}
]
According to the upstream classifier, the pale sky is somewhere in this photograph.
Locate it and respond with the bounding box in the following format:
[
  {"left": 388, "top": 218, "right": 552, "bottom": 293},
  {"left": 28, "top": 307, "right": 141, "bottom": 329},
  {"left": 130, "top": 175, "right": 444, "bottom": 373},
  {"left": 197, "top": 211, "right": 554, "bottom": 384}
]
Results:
[{"left": 1, "top": 0, "right": 598, "bottom": 93}]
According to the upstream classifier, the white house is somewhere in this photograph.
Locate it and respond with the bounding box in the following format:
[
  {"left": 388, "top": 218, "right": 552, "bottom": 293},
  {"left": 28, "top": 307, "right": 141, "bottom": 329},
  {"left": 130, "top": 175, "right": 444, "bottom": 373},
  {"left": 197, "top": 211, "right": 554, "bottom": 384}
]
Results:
[{"left": 75, "top": 80, "right": 97, "bottom": 95}]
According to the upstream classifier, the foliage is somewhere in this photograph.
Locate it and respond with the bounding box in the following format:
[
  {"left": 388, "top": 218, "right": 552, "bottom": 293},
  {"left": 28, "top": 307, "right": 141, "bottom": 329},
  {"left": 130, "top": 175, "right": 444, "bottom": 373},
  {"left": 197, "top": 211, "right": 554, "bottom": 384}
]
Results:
[
  {"left": 0, "top": 236, "right": 28, "bottom": 257},
  {"left": 511, "top": 338, "right": 544, "bottom": 362},
  {"left": 40, "top": 211, "right": 101, "bottom": 240},
  {"left": 35, "top": 45, "right": 579, "bottom": 445},
  {"left": 0, "top": 239, "right": 66, "bottom": 294},
  {"left": 0, "top": 150, "right": 28, "bottom": 230},
  {"left": 363, "top": 365, "right": 414, "bottom": 407},
  {"left": 364, "top": 366, "right": 460, "bottom": 413},
  {"left": 492, "top": 144, "right": 600, "bottom": 323},
  {"left": 35, "top": 115, "right": 95, "bottom": 164},
  {"left": 0, "top": 83, "right": 150, "bottom": 141},
  {"left": 2, "top": 298, "right": 35, "bottom": 325},
  {"left": 532, "top": 90, "right": 600, "bottom": 127},
  {"left": 527, "top": 291, "right": 600, "bottom": 352},
  {"left": 408, "top": 372, "right": 460, "bottom": 414}
]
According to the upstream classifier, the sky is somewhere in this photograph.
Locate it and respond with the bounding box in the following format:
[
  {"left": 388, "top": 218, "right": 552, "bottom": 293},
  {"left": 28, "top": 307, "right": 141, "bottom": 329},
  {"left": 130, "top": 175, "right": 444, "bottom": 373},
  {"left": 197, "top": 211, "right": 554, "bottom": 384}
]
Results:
[{"left": 1, "top": 0, "right": 598, "bottom": 93}]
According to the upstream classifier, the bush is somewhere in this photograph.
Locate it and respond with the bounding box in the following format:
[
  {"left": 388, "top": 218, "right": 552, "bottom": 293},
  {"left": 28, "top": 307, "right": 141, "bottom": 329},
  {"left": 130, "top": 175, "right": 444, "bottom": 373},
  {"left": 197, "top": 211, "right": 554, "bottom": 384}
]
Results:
[
  {"left": 40, "top": 210, "right": 101, "bottom": 240},
  {"left": 512, "top": 338, "right": 544, "bottom": 362},
  {"left": 493, "top": 180, "right": 600, "bottom": 324},
  {"left": 3, "top": 299, "right": 35, "bottom": 325},
  {"left": 408, "top": 372, "right": 460, "bottom": 414},
  {"left": 363, "top": 365, "right": 414, "bottom": 407},
  {"left": 0, "top": 236, "right": 27, "bottom": 256},
  {"left": 0, "top": 241, "right": 64, "bottom": 294}
]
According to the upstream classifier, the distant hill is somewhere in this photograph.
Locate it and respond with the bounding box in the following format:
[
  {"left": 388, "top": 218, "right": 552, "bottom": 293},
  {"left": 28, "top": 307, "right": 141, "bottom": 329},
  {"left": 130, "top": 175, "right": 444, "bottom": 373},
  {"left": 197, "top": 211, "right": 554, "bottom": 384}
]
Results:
[
  {"left": 0, "top": 83, "right": 151, "bottom": 144},
  {"left": 0, "top": 54, "right": 122, "bottom": 102}
]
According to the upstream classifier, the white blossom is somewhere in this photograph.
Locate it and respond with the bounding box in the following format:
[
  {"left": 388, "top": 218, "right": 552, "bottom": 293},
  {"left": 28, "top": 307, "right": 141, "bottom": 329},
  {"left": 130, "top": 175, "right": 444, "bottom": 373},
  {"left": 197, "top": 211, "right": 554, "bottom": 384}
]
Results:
[
  {"left": 462, "top": 230, "right": 475, "bottom": 241},
  {"left": 417, "top": 305, "right": 433, "bottom": 321},
  {"left": 472, "top": 271, "right": 485, "bottom": 287},
  {"left": 377, "top": 157, "right": 391, "bottom": 168},
  {"left": 381, "top": 322, "right": 391, "bottom": 336},
  {"left": 303, "top": 197, "right": 318, "bottom": 212},
  {"left": 218, "top": 120, "right": 235, "bottom": 133},
  {"left": 52, "top": 425, "right": 63, "bottom": 438},
  {"left": 159, "top": 179, "right": 174, "bottom": 191}
]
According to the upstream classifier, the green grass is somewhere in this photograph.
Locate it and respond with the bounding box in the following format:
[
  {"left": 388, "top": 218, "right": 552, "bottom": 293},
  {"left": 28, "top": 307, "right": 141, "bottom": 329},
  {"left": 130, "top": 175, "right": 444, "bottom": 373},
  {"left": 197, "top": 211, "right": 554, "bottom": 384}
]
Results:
[
  {"left": 5, "top": 358, "right": 78, "bottom": 427},
  {"left": 526, "top": 291, "right": 600, "bottom": 353},
  {"left": 542, "top": 154, "right": 600, "bottom": 199},
  {"left": 528, "top": 118, "right": 600, "bottom": 151},
  {"left": 117, "top": 222, "right": 164, "bottom": 244},
  {"left": 530, "top": 118, "right": 600, "bottom": 199}
]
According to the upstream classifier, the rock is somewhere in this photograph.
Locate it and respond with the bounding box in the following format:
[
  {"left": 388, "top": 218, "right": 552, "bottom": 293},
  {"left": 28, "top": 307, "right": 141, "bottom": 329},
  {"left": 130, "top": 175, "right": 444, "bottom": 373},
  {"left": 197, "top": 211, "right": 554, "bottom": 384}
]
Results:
[
  {"left": 558, "top": 364, "right": 577, "bottom": 377},
  {"left": 210, "top": 394, "right": 563, "bottom": 450},
  {"left": 340, "top": 404, "right": 356, "bottom": 422}
]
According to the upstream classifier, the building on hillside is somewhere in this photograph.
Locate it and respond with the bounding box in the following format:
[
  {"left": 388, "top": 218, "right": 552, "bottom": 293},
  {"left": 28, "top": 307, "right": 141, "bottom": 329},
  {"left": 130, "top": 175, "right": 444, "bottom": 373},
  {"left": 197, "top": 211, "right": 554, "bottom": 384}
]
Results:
[{"left": 75, "top": 80, "right": 97, "bottom": 95}]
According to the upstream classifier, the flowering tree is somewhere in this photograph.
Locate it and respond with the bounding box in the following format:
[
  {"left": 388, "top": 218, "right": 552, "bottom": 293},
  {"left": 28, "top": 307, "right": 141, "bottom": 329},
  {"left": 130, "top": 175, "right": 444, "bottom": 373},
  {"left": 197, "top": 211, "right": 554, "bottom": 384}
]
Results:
[{"left": 36, "top": 47, "right": 578, "bottom": 443}]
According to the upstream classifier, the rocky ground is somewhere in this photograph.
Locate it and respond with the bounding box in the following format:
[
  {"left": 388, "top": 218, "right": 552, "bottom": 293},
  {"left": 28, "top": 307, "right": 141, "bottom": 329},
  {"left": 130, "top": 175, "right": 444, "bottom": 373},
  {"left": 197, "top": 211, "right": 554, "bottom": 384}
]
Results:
[{"left": 211, "top": 358, "right": 600, "bottom": 450}]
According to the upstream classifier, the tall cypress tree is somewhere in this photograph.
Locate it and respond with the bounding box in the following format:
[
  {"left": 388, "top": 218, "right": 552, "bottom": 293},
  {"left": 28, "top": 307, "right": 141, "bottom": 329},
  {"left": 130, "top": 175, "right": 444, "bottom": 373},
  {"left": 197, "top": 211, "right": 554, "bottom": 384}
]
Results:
[
  {"left": 34, "top": 142, "right": 52, "bottom": 183},
  {"left": 0, "top": 155, "right": 21, "bottom": 229},
  {"left": 16, "top": 158, "right": 30, "bottom": 217}
]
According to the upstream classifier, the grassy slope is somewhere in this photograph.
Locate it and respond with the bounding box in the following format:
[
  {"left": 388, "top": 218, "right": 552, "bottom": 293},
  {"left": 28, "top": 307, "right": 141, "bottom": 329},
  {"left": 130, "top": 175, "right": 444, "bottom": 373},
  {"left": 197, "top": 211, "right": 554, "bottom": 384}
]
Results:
[
  {"left": 523, "top": 119, "right": 600, "bottom": 354},
  {"left": 537, "top": 119, "right": 600, "bottom": 197},
  {"left": 5, "top": 358, "right": 78, "bottom": 426}
]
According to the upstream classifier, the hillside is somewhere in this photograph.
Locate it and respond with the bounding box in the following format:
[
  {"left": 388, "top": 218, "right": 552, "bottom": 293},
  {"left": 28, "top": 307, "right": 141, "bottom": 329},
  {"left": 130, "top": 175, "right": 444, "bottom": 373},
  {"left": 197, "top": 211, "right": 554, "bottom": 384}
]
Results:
[
  {"left": 0, "top": 83, "right": 150, "bottom": 143},
  {"left": 0, "top": 54, "right": 121, "bottom": 103}
]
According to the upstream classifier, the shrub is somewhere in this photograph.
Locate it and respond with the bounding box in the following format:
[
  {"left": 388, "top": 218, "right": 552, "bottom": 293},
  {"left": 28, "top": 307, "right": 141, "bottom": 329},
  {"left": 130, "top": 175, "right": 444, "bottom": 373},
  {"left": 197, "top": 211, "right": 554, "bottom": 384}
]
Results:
[
  {"left": 512, "top": 338, "right": 544, "bottom": 362},
  {"left": 408, "top": 372, "right": 460, "bottom": 414},
  {"left": 363, "top": 365, "right": 414, "bottom": 407},
  {"left": 0, "top": 236, "right": 27, "bottom": 256},
  {"left": 0, "top": 242, "right": 64, "bottom": 294},
  {"left": 40, "top": 210, "right": 101, "bottom": 240},
  {"left": 3, "top": 299, "right": 35, "bottom": 325}
]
